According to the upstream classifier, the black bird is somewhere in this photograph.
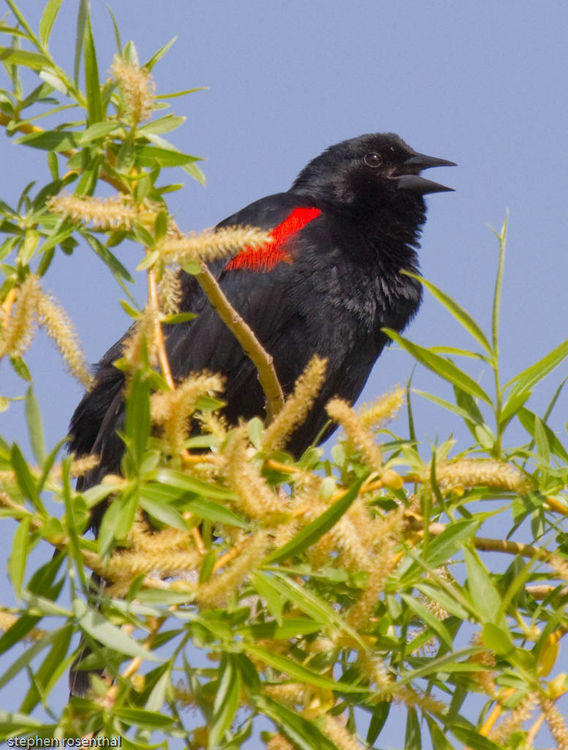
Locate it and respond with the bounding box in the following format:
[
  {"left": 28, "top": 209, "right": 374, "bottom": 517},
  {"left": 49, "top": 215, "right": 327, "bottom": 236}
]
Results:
[{"left": 68, "top": 133, "right": 454, "bottom": 694}]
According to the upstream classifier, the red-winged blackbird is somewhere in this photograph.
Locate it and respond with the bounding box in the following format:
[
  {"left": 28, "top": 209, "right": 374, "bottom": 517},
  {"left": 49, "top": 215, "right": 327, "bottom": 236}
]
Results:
[{"left": 68, "top": 133, "right": 454, "bottom": 694}]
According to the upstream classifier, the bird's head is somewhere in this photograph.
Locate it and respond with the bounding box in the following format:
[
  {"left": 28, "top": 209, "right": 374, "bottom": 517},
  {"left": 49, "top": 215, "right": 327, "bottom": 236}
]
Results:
[{"left": 291, "top": 133, "right": 455, "bottom": 211}]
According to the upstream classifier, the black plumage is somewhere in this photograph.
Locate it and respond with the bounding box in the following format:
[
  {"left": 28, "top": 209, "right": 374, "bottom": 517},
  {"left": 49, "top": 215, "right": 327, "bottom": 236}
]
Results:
[
  {"left": 71, "top": 132, "right": 454, "bottom": 486},
  {"left": 68, "top": 133, "right": 454, "bottom": 695}
]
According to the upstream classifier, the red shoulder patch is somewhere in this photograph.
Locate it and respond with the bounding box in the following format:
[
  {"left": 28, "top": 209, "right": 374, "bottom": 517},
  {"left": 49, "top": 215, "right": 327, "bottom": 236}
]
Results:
[{"left": 226, "top": 206, "right": 322, "bottom": 271}]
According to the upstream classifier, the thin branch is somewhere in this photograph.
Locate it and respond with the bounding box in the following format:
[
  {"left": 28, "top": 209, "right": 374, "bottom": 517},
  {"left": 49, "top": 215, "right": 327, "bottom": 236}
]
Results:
[
  {"left": 195, "top": 262, "right": 284, "bottom": 422},
  {"left": 147, "top": 266, "right": 175, "bottom": 389}
]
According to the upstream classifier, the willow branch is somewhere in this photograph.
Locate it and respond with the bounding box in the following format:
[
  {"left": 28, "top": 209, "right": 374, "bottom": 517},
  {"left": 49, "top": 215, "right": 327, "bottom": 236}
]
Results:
[
  {"left": 147, "top": 266, "right": 175, "bottom": 389},
  {"left": 0, "top": 113, "right": 126, "bottom": 193},
  {"left": 195, "top": 262, "right": 284, "bottom": 421}
]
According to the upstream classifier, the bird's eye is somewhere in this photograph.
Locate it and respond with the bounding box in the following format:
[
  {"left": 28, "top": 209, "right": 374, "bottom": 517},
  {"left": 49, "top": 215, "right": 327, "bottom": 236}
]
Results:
[{"left": 363, "top": 152, "right": 383, "bottom": 168}]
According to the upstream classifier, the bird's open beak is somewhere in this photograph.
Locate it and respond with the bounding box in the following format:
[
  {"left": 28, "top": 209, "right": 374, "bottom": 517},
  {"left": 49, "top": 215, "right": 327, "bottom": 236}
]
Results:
[{"left": 393, "top": 151, "right": 456, "bottom": 194}]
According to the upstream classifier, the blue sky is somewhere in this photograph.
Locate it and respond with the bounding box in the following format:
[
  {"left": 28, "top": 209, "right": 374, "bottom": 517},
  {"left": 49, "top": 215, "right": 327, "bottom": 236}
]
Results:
[{"left": 2, "top": 0, "right": 568, "bottom": 745}]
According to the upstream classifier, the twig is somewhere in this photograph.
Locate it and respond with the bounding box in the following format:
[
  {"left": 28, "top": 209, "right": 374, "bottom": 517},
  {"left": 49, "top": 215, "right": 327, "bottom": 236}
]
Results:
[
  {"left": 195, "top": 262, "right": 284, "bottom": 421},
  {"left": 147, "top": 266, "right": 175, "bottom": 389}
]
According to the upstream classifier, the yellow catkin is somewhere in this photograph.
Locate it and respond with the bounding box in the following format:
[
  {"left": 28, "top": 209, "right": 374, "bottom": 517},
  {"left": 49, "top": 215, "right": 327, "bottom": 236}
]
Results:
[
  {"left": 346, "top": 508, "right": 404, "bottom": 629},
  {"left": 104, "top": 547, "right": 203, "bottom": 586},
  {"left": 129, "top": 524, "right": 193, "bottom": 554},
  {"left": 151, "top": 373, "right": 224, "bottom": 456},
  {"left": 196, "top": 410, "right": 228, "bottom": 441},
  {"left": 491, "top": 692, "right": 538, "bottom": 744},
  {"left": 223, "top": 427, "right": 285, "bottom": 521},
  {"left": 433, "top": 459, "right": 532, "bottom": 493},
  {"left": 121, "top": 306, "right": 158, "bottom": 371},
  {"left": 0, "top": 612, "right": 45, "bottom": 642},
  {"left": 158, "top": 225, "right": 271, "bottom": 265},
  {"left": 157, "top": 265, "right": 182, "bottom": 316},
  {"left": 172, "top": 681, "right": 196, "bottom": 708},
  {"left": 112, "top": 58, "right": 155, "bottom": 123},
  {"left": 0, "top": 275, "right": 40, "bottom": 359},
  {"left": 547, "top": 553, "right": 568, "bottom": 583},
  {"left": 326, "top": 398, "right": 382, "bottom": 468},
  {"left": 37, "top": 290, "right": 92, "bottom": 387},
  {"left": 48, "top": 193, "right": 138, "bottom": 230},
  {"left": 263, "top": 683, "right": 305, "bottom": 706},
  {"left": 394, "top": 686, "right": 446, "bottom": 714},
  {"left": 540, "top": 697, "right": 568, "bottom": 750},
  {"left": 358, "top": 387, "right": 405, "bottom": 430},
  {"left": 319, "top": 513, "right": 372, "bottom": 572},
  {"left": 266, "top": 734, "right": 295, "bottom": 750},
  {"left": 195, "top": 530, "right": 268, "bottom": 608},
  {"left": 262, "top": 355, "right": 327, "bottom": 453},
  {"left": 359, "top": 653, "right": 394, "bottom": 693},
  {"left": 468, "top": 632, "right": 497, "bottom": 698},
  {"left": 323, "top": 716, "right": 365, "bottom": 750}
]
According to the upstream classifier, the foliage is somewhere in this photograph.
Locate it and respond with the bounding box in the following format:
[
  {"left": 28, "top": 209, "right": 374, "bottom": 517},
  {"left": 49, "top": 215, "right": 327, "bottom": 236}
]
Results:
[{"left": 1, "top": 2, "right": 568, "bottom": 748}]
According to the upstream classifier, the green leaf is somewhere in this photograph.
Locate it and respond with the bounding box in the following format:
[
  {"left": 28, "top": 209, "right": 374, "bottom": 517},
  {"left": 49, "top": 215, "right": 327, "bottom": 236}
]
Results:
[
  {"left": 25, "top": 386, "right": 45, "bottom": 465},
  {"left": 83, "top": 8, "right": 103, "bottom": 123},
  {"left": 400, "top": 593, "right": 453, "bottom": 648},
  {"left": 77, "top": 120, "right": 122, "bottom": 144},
  {"left": 246, "top": 643, "right": 366, "bottom": 694},
  {"left": 414, "top": 389, "right": 479, "bottom": 425},
  {"left": 423, "top": 519, "right": 479, "bottom": 569},
  {"left": 161, "top": 311, "right": 196, "bottom": 324},
  {"left": 498, "top": 388, "right": 531, "bottom": 427},
  {"left": 10, "top": 443, "right": 39, "bottom": 507},
  {"left": 143, "top": 36, "right": 178, "bottom": 71},
  {"left": 237, "top": 618, "right": 323, "bottom": 641},
  {"left": 481, "top": 622, "right": 514, "bottom": 656},
  {"left": 113, "top": 707, "right": 175, "bottom": 729},
  {"left": 405, "top": 272, "right": 492, "bottom": 353},
  {"left": 451, "top": 725, "right": 502, "bottom": 750},
  {"left": 425, "top": 716, "right": 454, "bottom": 750},
  {"left": 209, "top": 654, "right": 241, "bottom": 749},
  {"left": 139, "top": 495, "right": 187, "bottom": 531},
  {"left": 149, "top": 468, "right": 237, "bottom": 500},
  {"left": 124, "top": 370, "right": 151, "bottom": 471},
  {"left": 385, "top": 329, "right": 492, "bottom": 404},
  {"left": 141, "top": 483, "right": 248, "bottom": 529},
  {"left": 255, "top": 695, "right": 338, "bottom": 750},
  {"left": 505, "top": 338, "right": 568, "bottom": 398},
  {"left": 491, "top": 215, "right": 508, "bottom": 353},
  {"left": 266, "top": 479, "right": 362, "bottom": 564},
  {"left": 73, "top": 599, "right": 161, "bottom": 661},
  {"left": 20, "top": 623, "right": 72, "bottom": 713},
  {"left": 39, "top": 0, "right": 64, "bottom": 47},
  {"left": 137, "top": 145, "right": 200, "bottom": 167},
  {"left": 517, "top": 408, "right": 568, "bottom": 463},
  {"left": 405, "top": 706, "right": 421, "bottom": 750},
  {"left": 82, "top": 233, "right": 133, "bottom": 282},
  {"left": 250, "top": 570, "right": 285, "bottom": 624},
  {"left": 138, "top": 115, "right": 186, "bottom": 135},
  {"left": 464, "top": 547, "right": 502, "bottom": 625},
  {"left": 0, "top": 47, "right": 50, "bottom": 69},
  {"left": 16, "top": 129, "right": 78, "bottom": 151},
  {"left": 8, "top": 516, "right": 30, "bottom": 596},
  {"left": 261, "top": 571, "right": 365, "bottom": 646}
]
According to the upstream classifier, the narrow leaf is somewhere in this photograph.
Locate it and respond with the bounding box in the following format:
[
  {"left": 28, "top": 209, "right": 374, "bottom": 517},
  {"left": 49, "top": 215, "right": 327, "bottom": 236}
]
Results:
[
  {"left": 39, "top": 0, "right": 64, "bottom": 47},
  {"left": 405, "top": 272, "right": 492, "bottom": 353},
  {"left": 0, "top": 48, "right": 50, "bottom": 69},
  {"left": 385, "top": 329, "right": 492, "bottom": 404},
  {"left": 83, "top": 8, "right": 103, "bottom": 123},
  {"left": 25, "top": 386, "right": 45, "bottom": 465},
  {"left": 266, "top": 480, "right": 362, "bottom": 564},
  {"left": 209, "top": 654, "right": 241, "bottom": 749},
  {"left": 73, "top": 599, "right": 161, "bottom": 661},
  {"left": 505, "top": 338, "right": 568, "bottom": 398}
]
